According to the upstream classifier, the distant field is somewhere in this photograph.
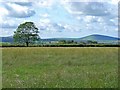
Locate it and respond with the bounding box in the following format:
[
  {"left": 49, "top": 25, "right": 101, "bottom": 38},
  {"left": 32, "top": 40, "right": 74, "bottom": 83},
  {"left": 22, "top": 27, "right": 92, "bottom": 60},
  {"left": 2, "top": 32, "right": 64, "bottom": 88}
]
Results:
[{"left": 2, "top": 47, "right": 118, "bottom": 88}]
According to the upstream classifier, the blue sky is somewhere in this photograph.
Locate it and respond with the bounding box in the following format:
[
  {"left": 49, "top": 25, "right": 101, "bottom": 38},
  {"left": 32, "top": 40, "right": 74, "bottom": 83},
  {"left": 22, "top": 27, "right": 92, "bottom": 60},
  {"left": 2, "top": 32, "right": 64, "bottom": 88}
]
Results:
[{"left": 0, "top": 0, "right": 119, "bottom": 39}]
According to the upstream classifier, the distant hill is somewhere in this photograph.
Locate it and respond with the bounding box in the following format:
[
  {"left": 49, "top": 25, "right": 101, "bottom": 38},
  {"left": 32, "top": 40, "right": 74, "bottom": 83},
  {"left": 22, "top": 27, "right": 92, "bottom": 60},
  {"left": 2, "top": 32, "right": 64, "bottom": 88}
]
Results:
[
  {"left": 40, "top": 38, "right": 78, "bottom": 42},
  {"left": 0, "top": 36, "right": 13, "bottom": 42},
  {"left": 0, "top": 34, "right": 119, "bottom": 44},
  {"left": 80, "top": 34, "right": 119, "bottom": 41}
]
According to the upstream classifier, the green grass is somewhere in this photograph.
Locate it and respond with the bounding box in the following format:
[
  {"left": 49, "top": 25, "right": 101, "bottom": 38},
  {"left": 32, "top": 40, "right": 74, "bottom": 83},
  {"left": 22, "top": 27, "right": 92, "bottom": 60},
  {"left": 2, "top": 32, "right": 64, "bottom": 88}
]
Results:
[{"left": 2, "top": 47, "right": 118, "bottom": 88}]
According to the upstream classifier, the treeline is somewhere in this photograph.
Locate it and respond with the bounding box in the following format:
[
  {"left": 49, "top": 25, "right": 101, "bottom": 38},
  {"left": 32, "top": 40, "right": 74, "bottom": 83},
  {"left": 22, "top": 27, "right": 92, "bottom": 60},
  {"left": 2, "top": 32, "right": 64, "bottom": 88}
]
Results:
[
  {"left": 1, "top": 43, "right": 120, "bottom": 47},
  {"left": 58, "top": 40, "right": 98, "bottom": 44}
]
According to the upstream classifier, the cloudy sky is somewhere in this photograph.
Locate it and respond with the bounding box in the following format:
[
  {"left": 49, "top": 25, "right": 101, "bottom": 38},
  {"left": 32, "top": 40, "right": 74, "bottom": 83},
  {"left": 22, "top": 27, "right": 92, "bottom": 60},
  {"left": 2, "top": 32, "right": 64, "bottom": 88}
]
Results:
[{"left": 0, "top": 0, "right": 119, "bottom": 38}]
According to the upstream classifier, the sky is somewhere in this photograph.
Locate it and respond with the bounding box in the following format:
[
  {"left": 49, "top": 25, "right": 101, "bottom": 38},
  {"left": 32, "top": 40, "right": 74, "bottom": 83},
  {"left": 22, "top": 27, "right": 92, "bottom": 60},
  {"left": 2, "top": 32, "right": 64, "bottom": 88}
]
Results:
[{"left": 0, "top": 0, "right": 119, "bottom": 39}]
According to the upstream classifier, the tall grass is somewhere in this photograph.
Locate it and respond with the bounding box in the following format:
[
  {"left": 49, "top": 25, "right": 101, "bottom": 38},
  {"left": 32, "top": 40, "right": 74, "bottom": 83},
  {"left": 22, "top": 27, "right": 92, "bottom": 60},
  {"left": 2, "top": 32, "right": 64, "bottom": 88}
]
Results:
[{"left": 2, "top": 47, "right": 118, "bottom": 88}]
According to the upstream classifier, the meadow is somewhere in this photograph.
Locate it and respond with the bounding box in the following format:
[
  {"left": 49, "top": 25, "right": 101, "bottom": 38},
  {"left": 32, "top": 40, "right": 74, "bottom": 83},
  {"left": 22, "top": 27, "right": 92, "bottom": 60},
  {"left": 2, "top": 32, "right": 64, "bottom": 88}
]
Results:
[{"left": 2, "top": 47, "right": 118, "bottom": 88}]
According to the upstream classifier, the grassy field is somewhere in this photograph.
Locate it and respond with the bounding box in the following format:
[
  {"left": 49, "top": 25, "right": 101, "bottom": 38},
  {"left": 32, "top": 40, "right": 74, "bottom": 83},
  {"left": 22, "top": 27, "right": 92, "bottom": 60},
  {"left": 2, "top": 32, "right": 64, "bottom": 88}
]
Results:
[{"left": 2, "top": 47, "right": 118, "bottom": 88}]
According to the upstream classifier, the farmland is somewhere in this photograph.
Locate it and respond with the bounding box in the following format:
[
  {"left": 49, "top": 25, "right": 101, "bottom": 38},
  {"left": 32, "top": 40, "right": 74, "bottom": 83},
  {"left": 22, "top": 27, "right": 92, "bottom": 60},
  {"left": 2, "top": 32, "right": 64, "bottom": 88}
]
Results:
[{"left": 2, "top": 47, "right": 118, "bottom": 88}]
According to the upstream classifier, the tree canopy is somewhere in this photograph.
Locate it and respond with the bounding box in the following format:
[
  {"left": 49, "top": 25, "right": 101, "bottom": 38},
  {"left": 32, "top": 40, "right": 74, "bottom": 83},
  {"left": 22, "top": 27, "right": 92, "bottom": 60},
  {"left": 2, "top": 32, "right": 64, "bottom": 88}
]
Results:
[{"left": 13, "top": 22, "right": 40, "bottom": 46}]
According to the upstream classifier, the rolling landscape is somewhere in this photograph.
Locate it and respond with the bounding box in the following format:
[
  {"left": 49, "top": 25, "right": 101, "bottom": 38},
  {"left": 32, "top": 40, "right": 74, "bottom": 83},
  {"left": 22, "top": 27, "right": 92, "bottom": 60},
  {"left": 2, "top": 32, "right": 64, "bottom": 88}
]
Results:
[
  {"left": 1, "top": 0, "right": 119, "bottom": 89},
  {"left": 1, "top": 34, "right": 119, "bottom": 44},
  {"left": 1, "top": 34, "right": 119, "bottom": 88}
]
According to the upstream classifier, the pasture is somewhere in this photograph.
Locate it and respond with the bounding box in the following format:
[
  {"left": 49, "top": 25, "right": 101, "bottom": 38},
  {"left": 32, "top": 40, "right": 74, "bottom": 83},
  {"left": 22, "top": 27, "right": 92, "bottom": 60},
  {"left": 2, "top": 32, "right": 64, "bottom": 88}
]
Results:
[{"left": 2, "top": 47, "right": 118, "bottom": 88}]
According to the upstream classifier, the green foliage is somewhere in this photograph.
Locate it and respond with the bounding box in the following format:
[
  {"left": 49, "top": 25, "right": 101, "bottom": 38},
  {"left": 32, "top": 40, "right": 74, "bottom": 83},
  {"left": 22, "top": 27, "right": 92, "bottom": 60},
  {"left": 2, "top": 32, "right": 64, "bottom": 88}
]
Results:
[
  {"left": 0, "top": 42, "right": 2, "bottom": 47},
  {"left": 86, "top": 40, "right": 98, "bottom": 44},
  {"left": 2, "top": 47, "right": 118, "bottom": 88},
  {"left": 59, "top": 40, "right": 66, "bottom": 44},
  {"left": 13, "top": 22, "right": 40, "bottom": 46},
  {"left": 1, "top": 43, "right": 120, "bottom": 47},
  {"left": 59, "top": 40, "right": 77, "bottom": 44}
]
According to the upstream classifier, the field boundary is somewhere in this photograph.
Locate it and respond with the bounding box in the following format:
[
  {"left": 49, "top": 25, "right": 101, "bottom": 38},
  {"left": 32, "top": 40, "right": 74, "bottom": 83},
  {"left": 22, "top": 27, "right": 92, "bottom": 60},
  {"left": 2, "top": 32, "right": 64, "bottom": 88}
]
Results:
[{"left": 1, "top": 44, "right": 120, "bottom": 47}]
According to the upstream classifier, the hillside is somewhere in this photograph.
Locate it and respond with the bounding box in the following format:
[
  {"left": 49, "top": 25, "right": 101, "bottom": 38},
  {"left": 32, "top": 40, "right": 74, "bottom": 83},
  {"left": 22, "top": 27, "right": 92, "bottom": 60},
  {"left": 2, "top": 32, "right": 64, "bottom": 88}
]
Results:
[
  {"left": 0, "top": 36, "right": 13, "bottom": 42},
  {"left": 80, "top": 34, "right": 119, "bottom": 41}
]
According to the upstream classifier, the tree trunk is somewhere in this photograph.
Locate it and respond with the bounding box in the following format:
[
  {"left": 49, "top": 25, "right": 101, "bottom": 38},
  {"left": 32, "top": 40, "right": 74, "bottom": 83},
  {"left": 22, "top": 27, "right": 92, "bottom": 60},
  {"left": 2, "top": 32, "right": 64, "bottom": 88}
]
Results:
[{"left": 26, "top": 42, "right": 29, "bottom": 47}]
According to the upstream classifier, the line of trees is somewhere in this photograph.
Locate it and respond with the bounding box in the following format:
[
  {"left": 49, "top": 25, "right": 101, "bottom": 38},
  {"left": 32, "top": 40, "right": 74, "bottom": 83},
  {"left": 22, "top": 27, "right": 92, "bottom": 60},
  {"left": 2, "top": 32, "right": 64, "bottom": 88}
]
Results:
[
  {"left": 59, "top": 40, "right": 77, "bottom": 44},
  {"left": 58, "top": 40, "right": 98, "bottom": 44}
]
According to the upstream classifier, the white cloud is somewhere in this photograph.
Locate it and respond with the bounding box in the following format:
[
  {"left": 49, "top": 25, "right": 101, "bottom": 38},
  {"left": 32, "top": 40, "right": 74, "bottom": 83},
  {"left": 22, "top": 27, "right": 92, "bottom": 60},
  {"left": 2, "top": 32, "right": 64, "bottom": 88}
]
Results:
[
  {"left": 0, "top": 0, "right": 29, "bottom": 2},
  {"left": 38, "top": 0, "right": 54, "bottom": 7},
  {"left": 60, "top": 0, "right": 119, "bottom": 3},
  {"left": 0, "top": 6, "right": 8, "bottom": 17},
  {"left": 84, "top": 16, "right": 94, "bottom": 23},
  {"left": 61, "top": 0, "right": 118, "bottom": 32},
  {"left": 110, "top": 0, "right": 119, "bottom": 4},
  {"left": 40, "top": 19, "right": 50, "bottom": 24},
  {"left": 0, "top": 29, "right": 15, "bottom": 37},
  {"left": 61, "top": 0, "right": 118, "bottom": 17},
  {"left": 33, "top": 0, "right": 54, "bottom": 8},
  {"left": 64, "top": 2, "right": 110, "bottom": 16},
  {"left": 2, "top": 2, "right": 35, "bottom": 18},
  {"left": 0, "top": 19, "right": 18, "bottom": 28},
  {"left": 40, "top": 13, "right": 49, "bottom": 18}
]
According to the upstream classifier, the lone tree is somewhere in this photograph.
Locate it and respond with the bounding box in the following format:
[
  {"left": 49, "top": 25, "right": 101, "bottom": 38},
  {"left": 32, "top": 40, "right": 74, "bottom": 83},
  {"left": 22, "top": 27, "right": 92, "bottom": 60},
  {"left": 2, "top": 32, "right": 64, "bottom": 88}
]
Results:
[{"left": 13, "top": 22, "right": 40, "bottom": 47}]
